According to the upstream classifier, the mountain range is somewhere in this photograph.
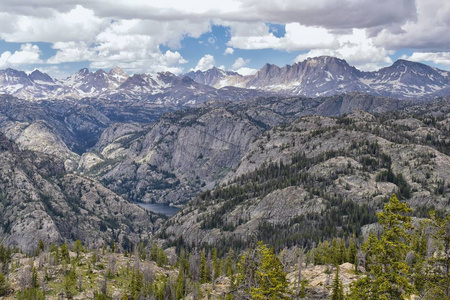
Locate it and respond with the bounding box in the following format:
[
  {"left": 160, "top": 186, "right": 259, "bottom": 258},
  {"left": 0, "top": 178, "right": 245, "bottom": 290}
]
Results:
[{"left": 1, "top": 56, "right": 450, "bottom": 103}]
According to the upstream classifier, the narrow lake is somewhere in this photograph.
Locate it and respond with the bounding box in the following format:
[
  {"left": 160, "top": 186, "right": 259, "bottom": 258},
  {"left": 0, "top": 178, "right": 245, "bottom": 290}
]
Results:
[{"left": 135, "top": 202, "right": 180, "bottom": 217}]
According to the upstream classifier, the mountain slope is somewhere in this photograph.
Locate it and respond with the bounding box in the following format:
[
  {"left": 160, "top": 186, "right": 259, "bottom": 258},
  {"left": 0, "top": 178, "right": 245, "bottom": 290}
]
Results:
[
  {"left": 0, "top": 132, "right": 162, "bottom": 252},
  {"left": 160, "top": 104, "right": 450, "bottom": 250},
  {"left": 75, "top": 93, "right": 404, "bottom": 205}
]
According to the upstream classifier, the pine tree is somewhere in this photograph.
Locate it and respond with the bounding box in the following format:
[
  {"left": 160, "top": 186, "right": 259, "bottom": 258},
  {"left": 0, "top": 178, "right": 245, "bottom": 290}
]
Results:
[
  {"left": 200, "top": 248, "right": 209, "bottom": 283},
  {"left": 212, "top": 247, "right": 220, "bottom": 278},
  {"left": 38, "top": 240, "right": 45, "bottom": 254},
  {"left": 31, "top": 267, "right": 38, "bottom": 289},
  {"left": 424, "top": 210, "right": 450, "bottom": 299},
  {"left": 60, "top": 243, "right": 70, "bottom": 263},
  {"left": 73, "top": 240, "right": 83, "bottom": 259},
  {"left": 250, "top": 242, "right": 290, "bottom": 299},
  {"left": 175, "top": 267, "right": 185, "bottom": 299},
  {"left": 348, "top": 194, "right": 415, "bottom": 300},
  {"left": 338, "top": 239, "right": 347, "bottom": 264},
  {"left": 129, "top": 269, "right": 143, "bottom": 299},
  {"left": 156, "top": 248, "right": 168, "bottom": 267},
  {"left": 64, "top": 265, "right": 77, "bottom": 298},
  {"left": 225, "top": 248, "right": 234, "bottom": 277},
  {"left": 331, "top": 266, "right": 344, "bottom": 300},
  {"left": 348, "top": 235, "right": 357, "bottom": 271},
  {"left": 0, "top": 272, "right": 8, "bottom": 296}
]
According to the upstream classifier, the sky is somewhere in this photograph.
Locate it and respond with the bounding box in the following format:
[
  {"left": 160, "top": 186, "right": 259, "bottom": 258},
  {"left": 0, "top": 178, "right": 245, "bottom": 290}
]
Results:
[{"left": 0, "top": 0, "right": 449, "bottom": 78}]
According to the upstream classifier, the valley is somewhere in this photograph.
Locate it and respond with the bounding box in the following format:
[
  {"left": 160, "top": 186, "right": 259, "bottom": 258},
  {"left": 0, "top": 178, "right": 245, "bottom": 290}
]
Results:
[{"left": 0, "top": 57, "right": 449, "bottom": 299}]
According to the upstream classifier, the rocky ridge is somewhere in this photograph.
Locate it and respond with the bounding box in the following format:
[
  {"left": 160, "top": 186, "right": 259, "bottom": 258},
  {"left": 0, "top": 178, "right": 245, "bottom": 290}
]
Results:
[
  {"left": 160, "top": 105, "right": 450, "bottom": 249},
  {"left": 0, "top": 133, "right": 163, "bottom": 252},
  {"left": 186, "top": 56, "right": 450, "bottom": 99},
  {"left": 1, "top": 57, "right": 450, "bottom": 104}
]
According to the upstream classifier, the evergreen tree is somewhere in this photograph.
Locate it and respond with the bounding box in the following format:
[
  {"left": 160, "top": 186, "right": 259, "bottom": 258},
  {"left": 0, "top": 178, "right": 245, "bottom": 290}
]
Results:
[
  {"left": 16, "top": 288, "right": 45, "bottom": 300},
  {"left": 212, "top": 247, "right": 220, "bottom": 278},
  {"left": 129, "top": 269, "right": 143, "bottom": 300},
  {"left": 73, "top": 240, "right": 83, "bottom": 259},
  {"left": 348, "top": 235, "right": 357, "bottom": 271},
  {"left": 0, "top": 272, "right": 8, "bottom": 296},
  {"left": 338, "top": 239, "right": 347, "bottom": 264},
  {"left": 31, "top": 267, "right": 38, "bottom": 289},
  {"left": 175, "top": 267, "right": 185, "bottom": 299},
  {"left": 250, "top": 242, "right": 290, "bottom": 299},
  {"left": 63, "top": 265, "right": 77, "bottom": 298},
  {"left": 156, "top": 248, "right": 168, "bottom": 267},
  {"left": 60, "top": 243, "right": 70, "bottom": 263},
  {"left": 200, "top": 248, "right": 209, "bottom": 283},
  {"left": 331, "top": 266, "right": 344, "bottom": 300},
  {"left": 423, "top": 210, "right": 450, "bottom": 299},
  {"left": 225, "top": 248, "right": 234, "bottom": 278},
  {"left": 348, "top": 194, "right": 415, "bottom": 299},
  {"left": 38, "top": 240, "right": 45, "bottom": 254}
]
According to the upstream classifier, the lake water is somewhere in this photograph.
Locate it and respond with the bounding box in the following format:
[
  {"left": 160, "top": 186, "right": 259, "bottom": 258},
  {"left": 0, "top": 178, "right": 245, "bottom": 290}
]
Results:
[{"left": 135, "top": 202, "right": 180, "bottom": 217}]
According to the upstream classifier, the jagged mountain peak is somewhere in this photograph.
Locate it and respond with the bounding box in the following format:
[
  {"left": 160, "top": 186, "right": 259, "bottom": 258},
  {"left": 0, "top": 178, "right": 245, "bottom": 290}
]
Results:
[
  {"left": 1, "top": 56, "right": 450, "bottom": 101},
  {"left": 109, "top": 66, "right": 128, "bottom": 77},
  {"left": 392, "top": 59, "right": 425, "bottom": 67},
  {"left": 304, "top": 55, "right": 347, "bottom": 64},
  {"left": 29, "top": 69, "right": 53, "bottom": 83},
  {"left": 76, "top": 67, "right": 91, "bottom": 76}
]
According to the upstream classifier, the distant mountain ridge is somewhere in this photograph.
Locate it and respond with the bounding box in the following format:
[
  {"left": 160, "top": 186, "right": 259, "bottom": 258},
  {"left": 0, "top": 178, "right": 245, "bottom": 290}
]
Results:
[
  {"left": 186, "top": 56, "right": 450, "bottom": 99},
  {"left": 1, "top": 57, "right": 449, "bottom": 103},
  {"left": 0, "top": 66, "right": 269, "bottom": 105}
]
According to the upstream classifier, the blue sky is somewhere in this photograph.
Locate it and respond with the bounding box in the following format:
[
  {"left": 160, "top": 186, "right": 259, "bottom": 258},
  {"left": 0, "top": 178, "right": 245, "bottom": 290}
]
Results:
[{"left": 0, "top": 1, "right": 449, "bottom": 78}]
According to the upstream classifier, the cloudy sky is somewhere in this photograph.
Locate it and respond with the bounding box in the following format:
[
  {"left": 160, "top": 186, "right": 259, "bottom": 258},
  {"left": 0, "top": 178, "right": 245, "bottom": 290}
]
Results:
[{"left": 0, "top": 0, "right": 448, "bottom": 78}]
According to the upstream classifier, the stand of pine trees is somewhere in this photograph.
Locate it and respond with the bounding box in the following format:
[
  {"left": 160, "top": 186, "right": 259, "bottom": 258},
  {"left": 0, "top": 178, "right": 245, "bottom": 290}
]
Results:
[{"left": 0, "top": 194, "right": 448, "bottom": 299}]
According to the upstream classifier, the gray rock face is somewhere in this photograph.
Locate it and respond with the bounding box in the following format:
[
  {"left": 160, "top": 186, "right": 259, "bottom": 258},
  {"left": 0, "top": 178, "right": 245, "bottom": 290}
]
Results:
[
  {"left": 185, "top": 67, "right": 240, "bottom": 87},
  {"left": 82, "top": 106, "right": 266, "bottom": 204},
  {"left": 161, "top": 105, "right": 450, "bottom": 248},
  {"left": 0, "top": 133, "right": 162, "bottom": 252},
  {"left": 73, "top": 93, "right": 410, "bottom": 205}
]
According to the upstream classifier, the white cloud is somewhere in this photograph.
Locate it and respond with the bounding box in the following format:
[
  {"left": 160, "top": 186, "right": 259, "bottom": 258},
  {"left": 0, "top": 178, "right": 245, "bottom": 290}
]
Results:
[
  {"left": 231, "top": 57, "right": 250, "bottom": 70},
  {"left": 234, "top": 67, "right": 258, "bottom": 76},
  {"left": 294, "top": 29, "right": 393, "bottom": 71},
  {"left": 224, "top": 47, "right": 234, "bottom": 55},
  {"left": 90, "top": 49, "right": 187, "bottom": 75},
  {"left": 0, "top": 5, "right": 106, "bottom": 43},
  {"left": 373, "top": 0, "right": 450, "bottom": 51},
  {"left": 228, "top": 23, "right": 339, "bottom": 51},
  {"left": 192, "top": 54, "right": 215, "bottom": 71},
  {"left": 0, "top": 0, "right": 416, "bottom": 31},
  {"left": 48, "top": 42, "right": 94, "bottom": 64},
  {"left": 0, "top": 0, "right": 448, "bottom": 75},
  {"left": 401, "top": 52, "right": 450, "bottom": 67},
  {"left": 0, "top": 43, "right": 43, "bottom": 68}
]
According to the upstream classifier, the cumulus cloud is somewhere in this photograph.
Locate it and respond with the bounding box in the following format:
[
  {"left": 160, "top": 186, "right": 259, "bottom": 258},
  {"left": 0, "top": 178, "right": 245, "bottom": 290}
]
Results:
[
  {"left": 231, "top": 57, "right": 250, "bottom": 70},
  {"left": 401, "top": 52, "right": 450, "bottom": 67},
  {"left": 294, "top": 29, "right": 393, "bottom": 71},
  {"left": 373, "top": 0, "right": 450, "bottom": 51},
  {"left": 48, "top": 41, "right": 94, "bottom": 64},
  {"left": 193, "top": 54, "right": 215, "bottom": 71},
  {"left": 0, "top": 0, "right": 413, "bottom": 30},
  {"left": 224, "top": 47, "right": 234, "bottom": 55},
  {"left": 0, "top": 43, "right": 43, "bottom": 68},
  {"left": 228, "top": 23, "right": 339, "bottom": 51},
  {"left": 234, "top": 0, "right": 416, "bottom": 29},
  {"left": 0, "top": 0, "right": 447, "bottom": 74},
  {"left": 0, "top": 5, "right": 106, "bottom": 43},
  {"left": 234, "top": 67, "right": 258, "bottom": 76}
]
